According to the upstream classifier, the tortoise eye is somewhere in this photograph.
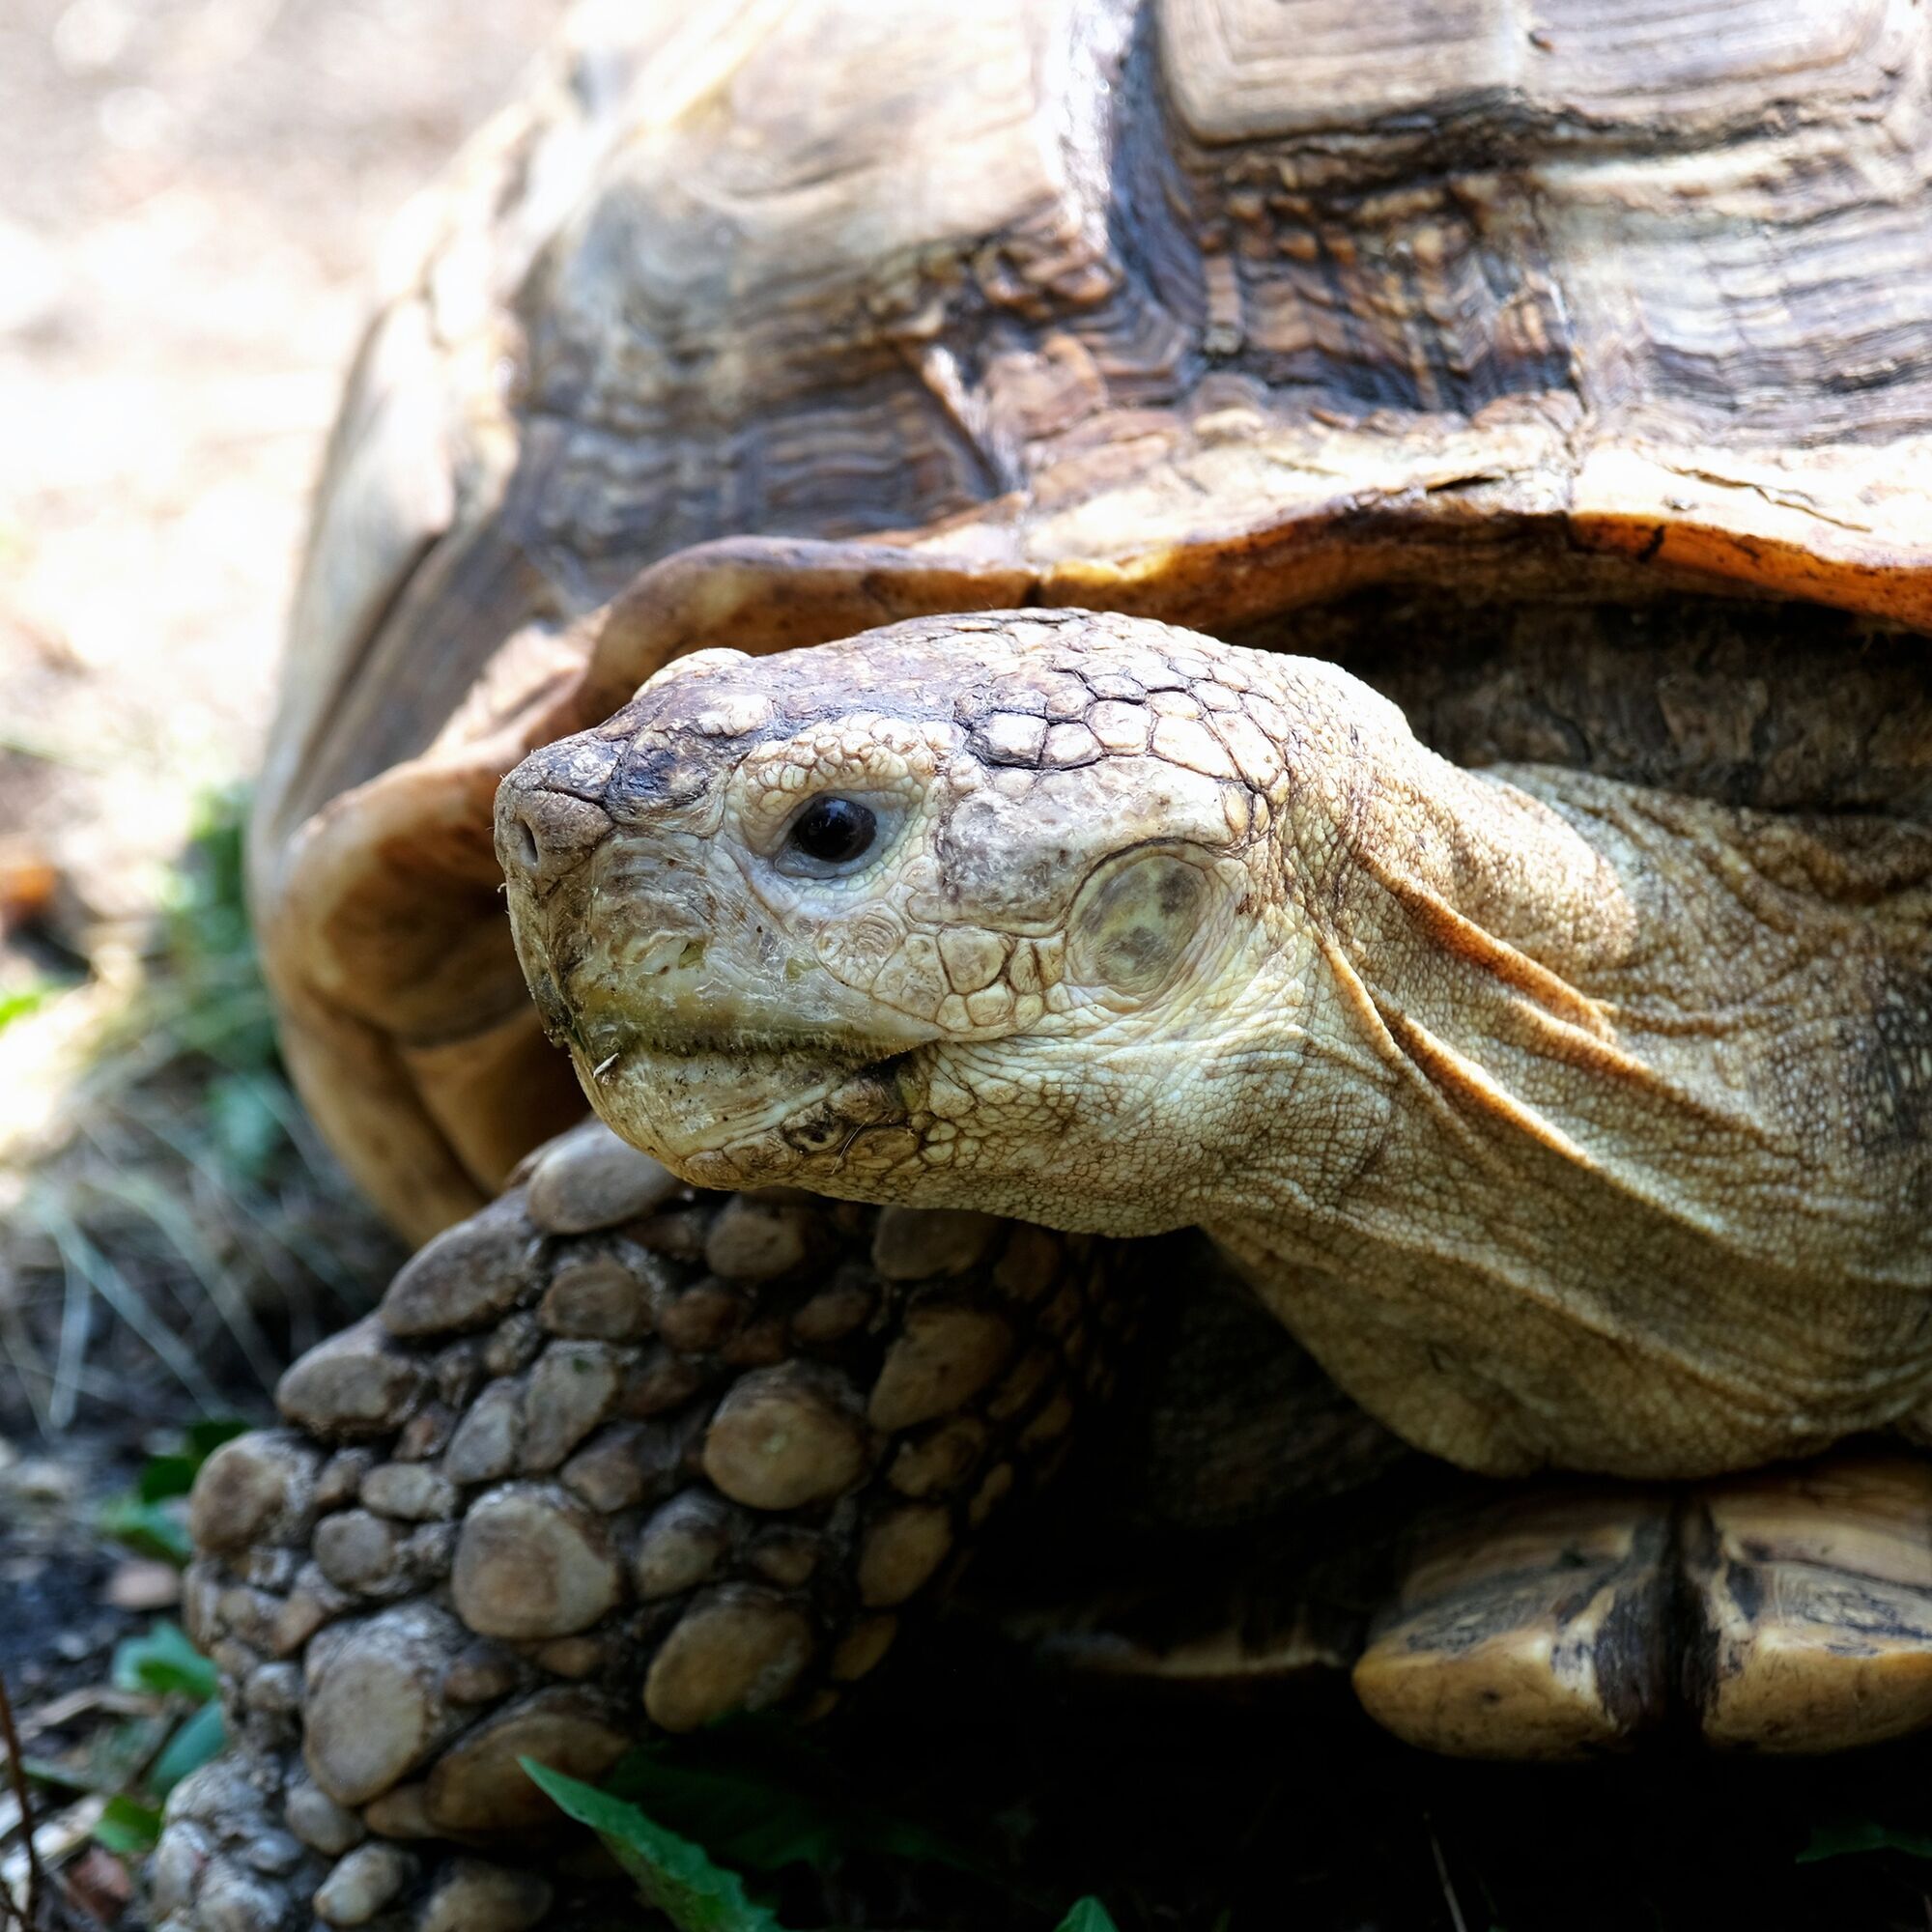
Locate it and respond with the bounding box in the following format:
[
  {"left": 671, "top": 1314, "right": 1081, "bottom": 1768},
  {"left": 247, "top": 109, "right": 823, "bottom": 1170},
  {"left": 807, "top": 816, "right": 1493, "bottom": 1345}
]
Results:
[{"left": 786, "top": 796, "right": 877, "bottom": 868}]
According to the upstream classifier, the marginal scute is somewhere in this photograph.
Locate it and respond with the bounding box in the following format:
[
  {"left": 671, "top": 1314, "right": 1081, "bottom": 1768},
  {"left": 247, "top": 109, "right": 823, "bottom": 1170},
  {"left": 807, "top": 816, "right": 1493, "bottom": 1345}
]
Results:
[
  {"left": 1351, "top": 1492, "right": 1673, "bottom": 1759},
  {"left": 1684, "top": 1453, "right": 1932, "bottom": 1752}
]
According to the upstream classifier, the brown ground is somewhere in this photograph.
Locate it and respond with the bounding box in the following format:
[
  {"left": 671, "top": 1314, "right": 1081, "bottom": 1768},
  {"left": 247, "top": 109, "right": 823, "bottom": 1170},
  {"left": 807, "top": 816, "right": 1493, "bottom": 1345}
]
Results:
[{"left": 0, "top": 0, "right": 556, "bottom": 947}]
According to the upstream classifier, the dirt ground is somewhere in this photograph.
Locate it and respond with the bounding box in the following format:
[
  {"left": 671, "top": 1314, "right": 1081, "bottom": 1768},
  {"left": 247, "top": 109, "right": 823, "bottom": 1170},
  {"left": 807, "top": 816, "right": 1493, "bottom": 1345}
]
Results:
[{"left": 0, "top": 0, "right": 557, "bottom": 961}]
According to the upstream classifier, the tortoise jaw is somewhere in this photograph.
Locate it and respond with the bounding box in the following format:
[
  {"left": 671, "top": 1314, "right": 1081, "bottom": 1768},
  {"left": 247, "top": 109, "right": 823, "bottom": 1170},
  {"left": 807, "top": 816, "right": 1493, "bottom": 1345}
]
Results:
[{"left": 575, "top": 1033, "right": 921, "bottom": 1189}]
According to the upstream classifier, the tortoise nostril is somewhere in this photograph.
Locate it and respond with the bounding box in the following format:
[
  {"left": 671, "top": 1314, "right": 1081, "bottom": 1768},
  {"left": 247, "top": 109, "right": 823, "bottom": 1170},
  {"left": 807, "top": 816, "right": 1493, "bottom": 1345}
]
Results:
[
  {"left": 500, "top": 782, "right": 613, "bottom": 882},
  {"left": 513, "top": 813, "right": 542, "bottom": 873}
]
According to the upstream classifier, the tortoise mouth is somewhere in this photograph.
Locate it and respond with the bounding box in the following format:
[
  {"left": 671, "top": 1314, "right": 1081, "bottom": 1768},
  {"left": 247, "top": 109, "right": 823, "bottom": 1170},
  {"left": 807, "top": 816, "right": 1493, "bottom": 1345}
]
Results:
[{"left": 577, "top": 1032, "right": 920, "bottom": 1182}]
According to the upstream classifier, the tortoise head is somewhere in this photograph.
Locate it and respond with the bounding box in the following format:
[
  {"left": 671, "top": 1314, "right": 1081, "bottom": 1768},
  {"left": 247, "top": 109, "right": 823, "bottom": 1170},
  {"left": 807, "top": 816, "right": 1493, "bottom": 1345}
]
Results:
[{"left": 496, "top": 610, "right": 1332, "bottom": 1234}]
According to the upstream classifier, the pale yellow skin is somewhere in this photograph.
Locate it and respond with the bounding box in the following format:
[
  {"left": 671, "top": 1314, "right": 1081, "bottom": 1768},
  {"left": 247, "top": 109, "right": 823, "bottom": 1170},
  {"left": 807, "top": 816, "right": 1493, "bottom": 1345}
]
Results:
[{"left": 498, "top": 610, "right": 1932, "bottom": 1480}]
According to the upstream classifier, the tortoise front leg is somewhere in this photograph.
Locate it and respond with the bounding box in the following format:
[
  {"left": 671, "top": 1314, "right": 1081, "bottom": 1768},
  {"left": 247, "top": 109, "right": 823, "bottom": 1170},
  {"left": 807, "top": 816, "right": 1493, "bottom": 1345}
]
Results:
[{"left": 150, "top": 1122, "right": 1119, "bottom": 1932}]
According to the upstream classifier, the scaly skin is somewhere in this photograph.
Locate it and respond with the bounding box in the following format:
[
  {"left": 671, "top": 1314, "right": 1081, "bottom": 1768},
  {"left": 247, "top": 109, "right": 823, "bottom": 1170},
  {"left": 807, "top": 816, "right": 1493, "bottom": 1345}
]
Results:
[{"left": 497, "top": 610, "right": 1932, "bottom": 1478}]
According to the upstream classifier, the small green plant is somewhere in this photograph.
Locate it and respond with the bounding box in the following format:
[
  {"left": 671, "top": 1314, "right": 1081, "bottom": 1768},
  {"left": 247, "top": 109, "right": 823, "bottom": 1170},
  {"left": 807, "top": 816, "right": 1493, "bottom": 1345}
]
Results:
[
  {"left": 71, "top": 1424, "right": 244, "bottom": 1860},
  {"left": 1798, "top": 1818, "right": 1932, "bottom": 1863},
  {"left": 1058, "top": 1903, "right": 1121, "bottom": 1932},
  {"left": 4, "top": 1618, "right": 232, "bottom": 1870},
  {"left": 601, "top": 1725, "right": 978, "bottom": 1878},
  {"left": 97, "top": 1416, "right": 247, "bottom": 1565},
  {"left": 526, "top": 1752, "right": 1119, "bottom": 1932},
  {"left": 5, "top": 783, "right": 384, "bottom": 1431},
  {"left": 526, "top": 1763, "right": 785, "bottom": 1932}
]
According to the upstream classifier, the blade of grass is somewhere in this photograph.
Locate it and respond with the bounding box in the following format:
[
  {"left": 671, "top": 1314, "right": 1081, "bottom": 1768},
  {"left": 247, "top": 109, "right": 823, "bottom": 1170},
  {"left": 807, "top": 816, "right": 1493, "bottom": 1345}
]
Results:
[
  {"left": 32, "top": 1193, "right": 223, "bottom": 1412},
  {"left": 84, "top": 1170, "right": 281, "bottom": 1389},
  {"left": 0, "top": 1256, "right": 54, "bottom": 1435},
  {"left": 113, "top": 1093, "right": 365, "bottom": 1303}
]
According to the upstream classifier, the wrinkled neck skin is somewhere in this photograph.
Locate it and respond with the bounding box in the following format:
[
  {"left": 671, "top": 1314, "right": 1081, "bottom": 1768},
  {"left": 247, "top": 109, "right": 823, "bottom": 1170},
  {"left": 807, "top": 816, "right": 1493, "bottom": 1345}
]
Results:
[{"left": 499, "top": 611, "right": 1932, "bottom": 1481}]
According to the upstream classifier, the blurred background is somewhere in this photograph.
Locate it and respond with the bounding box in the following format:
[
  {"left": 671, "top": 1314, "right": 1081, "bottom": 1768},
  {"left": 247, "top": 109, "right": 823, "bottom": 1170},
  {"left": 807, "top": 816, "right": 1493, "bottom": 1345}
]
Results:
[
  {"left": 0, "top": 0, "right": 565, "bottom": 1439},
  {"left": 0, "top": 12, "right": 556, "bottom": 1905}
]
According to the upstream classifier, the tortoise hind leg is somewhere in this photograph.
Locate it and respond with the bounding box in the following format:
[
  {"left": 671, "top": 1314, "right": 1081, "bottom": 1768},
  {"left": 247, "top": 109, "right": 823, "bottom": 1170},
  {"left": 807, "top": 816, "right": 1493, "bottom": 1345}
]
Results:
[
  {"left": 1353, "top": 1451, "right": 1932, "bottom": 1758},
  {"left": 150, "top": 1121, "right": 1119, "bottom": 1930}
]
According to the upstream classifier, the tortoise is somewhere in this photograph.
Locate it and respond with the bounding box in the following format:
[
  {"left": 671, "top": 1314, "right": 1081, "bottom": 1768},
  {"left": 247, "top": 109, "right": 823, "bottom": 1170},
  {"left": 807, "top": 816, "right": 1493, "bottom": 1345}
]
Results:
[{"left": 153, "top": 0, "right": 1932, "bottom": 1924}]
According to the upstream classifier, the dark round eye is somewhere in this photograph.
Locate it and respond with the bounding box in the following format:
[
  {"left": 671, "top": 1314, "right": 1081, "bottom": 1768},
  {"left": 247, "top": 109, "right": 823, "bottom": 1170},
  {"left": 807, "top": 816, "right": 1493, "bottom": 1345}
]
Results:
[{"left": 787, "top": 796, "right": 877, "bottom": 867}]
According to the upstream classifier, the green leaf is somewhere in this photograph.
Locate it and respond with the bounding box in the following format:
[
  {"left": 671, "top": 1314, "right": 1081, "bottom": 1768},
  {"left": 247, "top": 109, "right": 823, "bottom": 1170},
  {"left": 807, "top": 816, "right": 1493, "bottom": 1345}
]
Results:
[
  {"left": 605, "top": 1730, "right": 979, "bottom": 1877},
  {"left": 1798, "top": 1819, "right": 1932, "bottom": 1863},
  {"left": 97, "top": 1493, "right": 193, "bottom": 1566},
  {"left": 1057, "top": 1900, "right": 1122, "bottom": 1932},
  {"left": 136, "top": 1454, "right": 202, "bottom": 1504},
  {"left": 112, "top": 1621, "right": 217, "bottom": 1702},
  {"left": 101, "top": 1423, "right": 250, "bottom": 1562},
  {"left": 182, "top": 1417, "right": 248, "bottom": 1462},
  {"left": 150, "top": 1700, "right": 225, "bottom": 1795},
  {"left": 523, "top": 1759, "right": 784, "bottom": 1932},
  {"left": 92, "top": 1795, "right": 162, "bottom": 1857}
]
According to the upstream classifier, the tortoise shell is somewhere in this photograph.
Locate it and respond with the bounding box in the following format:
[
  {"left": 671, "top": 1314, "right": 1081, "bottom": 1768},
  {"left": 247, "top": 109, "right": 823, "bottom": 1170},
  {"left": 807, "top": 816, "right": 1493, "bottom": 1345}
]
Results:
[{"left": 252, "top": 0, "right": 1932, "bottom": 1242}]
